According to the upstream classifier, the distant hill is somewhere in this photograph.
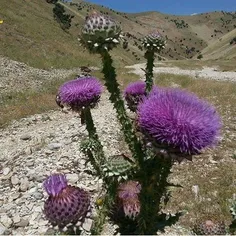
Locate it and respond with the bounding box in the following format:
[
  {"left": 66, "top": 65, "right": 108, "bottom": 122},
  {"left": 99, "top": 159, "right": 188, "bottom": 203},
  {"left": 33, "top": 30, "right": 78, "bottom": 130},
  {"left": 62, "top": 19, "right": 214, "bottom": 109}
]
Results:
[
  {"left": 0, "top": 0, "right": 236, "bottom": 69},
  {"left": 200, "top": 28, "right": 236, "bottom": 60}
]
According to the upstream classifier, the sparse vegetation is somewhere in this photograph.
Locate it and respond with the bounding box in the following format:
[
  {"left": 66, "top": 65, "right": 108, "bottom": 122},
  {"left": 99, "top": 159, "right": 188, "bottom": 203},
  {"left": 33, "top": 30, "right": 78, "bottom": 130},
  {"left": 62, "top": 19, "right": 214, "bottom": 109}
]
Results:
[
  {"left": 230, "top": 37, "right": 236, "bottom": 45},
  {"left": 53, "top": 3, "right": 74, "bottom": 30},
  {"left": 197, "top": 54, "right": 203, "bottom": 60}
]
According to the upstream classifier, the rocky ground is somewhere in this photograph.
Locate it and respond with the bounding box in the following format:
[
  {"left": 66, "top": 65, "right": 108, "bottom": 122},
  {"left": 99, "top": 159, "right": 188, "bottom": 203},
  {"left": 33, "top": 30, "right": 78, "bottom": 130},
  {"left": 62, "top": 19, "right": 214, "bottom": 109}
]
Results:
[
  {"left": 0, "top": 56, "right": 98, "bottom": 95},
  {"left": 126, "top": 63, "right": 236, "bottom": 82},
  {"left": 0, "top": 92, "right": 126, "bottom": 235}
]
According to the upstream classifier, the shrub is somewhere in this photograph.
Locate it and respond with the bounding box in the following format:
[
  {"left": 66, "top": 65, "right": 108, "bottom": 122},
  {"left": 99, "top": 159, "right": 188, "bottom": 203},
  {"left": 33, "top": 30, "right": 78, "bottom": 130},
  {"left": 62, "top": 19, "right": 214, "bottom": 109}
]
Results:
[
  {"left": 53, "top": 3, "right": 74, "bottom": 30},
  {"left": 197, "top": 54, "right": 203, "bottom": 60}
]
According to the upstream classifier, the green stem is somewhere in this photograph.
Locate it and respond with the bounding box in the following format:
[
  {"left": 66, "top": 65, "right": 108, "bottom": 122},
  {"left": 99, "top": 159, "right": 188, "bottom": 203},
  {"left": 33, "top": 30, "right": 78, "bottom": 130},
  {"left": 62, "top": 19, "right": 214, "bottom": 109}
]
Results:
[
  {"left": 137, "top": 156, "right": 172, "bottom": 234},
  {"left": 144, "top": 50, "right": 155, "bottom": 93},
  {"left": 83, "top": 107, "right": 105, "bottom": 174},
  {"left": 100, "top": 50, "right": 144, "bottom": 165},
  {"left": 91, "top": 180, "right": 118, "bottom": 235},
  {"left": 83, "top": 107, "right": 98, "bottom": 139}
]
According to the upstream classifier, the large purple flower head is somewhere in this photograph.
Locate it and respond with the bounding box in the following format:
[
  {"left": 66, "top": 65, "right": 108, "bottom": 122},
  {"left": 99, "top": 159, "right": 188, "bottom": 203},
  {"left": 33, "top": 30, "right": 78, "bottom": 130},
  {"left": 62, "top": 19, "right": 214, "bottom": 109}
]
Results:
[
  {"left": 137, "top": 88, "right": 222, "bottom": 155},
  {"left": 118, "top": 180, "right": 141, "bottom": 200},
  {"left": 124, "top": 81, "right": 158, "bottom": 112},
  {"left": 57, "top": 77, "right": 102, "bottom": 111},
  {"left": 117, "top": 181, "right": 141, "bottom": 219},
  {"left": 43, "top": 174, "right": 90, "bottom": 229}
]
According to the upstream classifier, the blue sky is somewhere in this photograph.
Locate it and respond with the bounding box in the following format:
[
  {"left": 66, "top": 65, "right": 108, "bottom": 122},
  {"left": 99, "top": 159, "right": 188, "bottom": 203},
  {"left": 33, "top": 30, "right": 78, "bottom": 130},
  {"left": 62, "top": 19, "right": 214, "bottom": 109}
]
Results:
[{"left": 86, "top": 0, "right": 236, "bottom": 15}]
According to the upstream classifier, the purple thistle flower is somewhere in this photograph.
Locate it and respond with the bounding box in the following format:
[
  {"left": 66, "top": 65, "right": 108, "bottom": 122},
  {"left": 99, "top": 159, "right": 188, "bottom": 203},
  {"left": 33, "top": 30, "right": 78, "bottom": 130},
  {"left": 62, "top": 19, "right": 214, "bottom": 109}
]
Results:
[
  {"left": 137, "top": 88, "right": 221, "bottom": 155},
  {"left": 58, "top": 77, "right": 102, "bottom": 111},
  {"left": 124, "top": 81, "right": 146, "bottom": 112},
  {"left": 124, "top": 81, "right": 158, "bottom": 112},
  {"left": 118, "top": 180, "right": 141, "bottom": 199},
  {"left": 123, "top": 198, "right": 141, "bottom": 219},
  {"left": 43, "top": 174, "right": 90, "bottom": 229},
  {"left": 117, "top": 181, "right": 141, "bottom": 219}
]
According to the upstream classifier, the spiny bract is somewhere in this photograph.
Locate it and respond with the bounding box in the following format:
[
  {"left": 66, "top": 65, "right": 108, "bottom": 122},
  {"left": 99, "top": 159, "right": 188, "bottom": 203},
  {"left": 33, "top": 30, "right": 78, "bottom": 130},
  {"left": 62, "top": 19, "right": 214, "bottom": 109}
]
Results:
[
  {"left": 43, "top": 174, "right": 90, "bottom": 229},
  {"left": 102, "top": 154, "right": 134, "bottom": 180},
  {"left": 141, "top": 31, "right": 166, "bottom": 52},
  {"left": 81, "top": 11, "right": 122, "bottom": 51},
  {"left": 193, "top": 220, "right": 227, "bottom": 235},
  {"left": 117, "top": 181, "right": 141, "bottom": 219}
]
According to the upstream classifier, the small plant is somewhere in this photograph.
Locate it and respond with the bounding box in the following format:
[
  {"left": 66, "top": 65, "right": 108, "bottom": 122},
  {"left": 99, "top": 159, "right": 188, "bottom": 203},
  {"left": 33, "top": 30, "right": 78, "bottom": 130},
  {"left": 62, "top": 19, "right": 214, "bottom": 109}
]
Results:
[
  {"left": 53, "top": 3, "right": 74, "bottom": 30},
  {"left": 42, "top": 11, "right": 223, "bottom": 235},
  {"left": 197, "top": 53, "right": 203, "bottom": 60}
]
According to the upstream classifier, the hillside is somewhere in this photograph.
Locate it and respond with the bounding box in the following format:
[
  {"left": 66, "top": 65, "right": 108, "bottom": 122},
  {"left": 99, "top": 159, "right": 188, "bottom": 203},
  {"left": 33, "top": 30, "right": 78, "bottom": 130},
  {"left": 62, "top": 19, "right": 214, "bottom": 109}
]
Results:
[
  {"left": 0, "top": 0, "right": 139, "bottom": 69},
  {"left": 200, "top": 28, "right": 236, "bottom": 60},
  {"left": 0, "top": 0, "right": 236, "bottom": 69}
]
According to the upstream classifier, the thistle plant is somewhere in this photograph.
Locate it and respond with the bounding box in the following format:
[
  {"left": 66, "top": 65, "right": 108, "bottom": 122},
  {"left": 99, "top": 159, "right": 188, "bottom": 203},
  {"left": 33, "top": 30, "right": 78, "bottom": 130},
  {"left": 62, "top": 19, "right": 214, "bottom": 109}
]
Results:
[
  {"left": 137, "top": 88, "right": 221, "bottom": 157},
  {"left": 57, "top": 77, "right": 105, "bottom": 174},
  {"left": 80, "top": 11, "right": 122, "bottom": 52},
  {"left": 46, "top": 12, "right": 223, "bottom": 235},
  {"left": 80, "top": 11, "right": 144, "bottom": 165},
  {"left": 43, "top": 174, "right": 90, "bottom": 232},
  {"left": 124, "top": 81, "right": 147, "bottom": 112}
]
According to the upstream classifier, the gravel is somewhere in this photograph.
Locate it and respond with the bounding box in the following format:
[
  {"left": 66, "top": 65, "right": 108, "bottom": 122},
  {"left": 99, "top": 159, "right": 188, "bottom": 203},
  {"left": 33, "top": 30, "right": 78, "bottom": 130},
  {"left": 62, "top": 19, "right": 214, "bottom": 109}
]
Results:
[
  {"left": 0, "top": 56, "right": 98, "bottom": 96},
  {"left": 126, "top": 63, "right": 236, "bottom": 82},
  {"left": 0, "top": 91, "right": 124, "bottom": 235}
]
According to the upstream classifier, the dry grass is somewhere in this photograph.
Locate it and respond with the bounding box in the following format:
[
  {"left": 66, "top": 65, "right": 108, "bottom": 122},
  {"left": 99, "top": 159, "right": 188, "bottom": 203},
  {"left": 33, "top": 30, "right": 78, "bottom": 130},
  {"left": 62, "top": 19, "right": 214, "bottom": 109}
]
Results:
[
  {"left": 201, "top": 28, "right": 236, "bottom": 60},
  {"left": 0, "top": 74, "right": 77, "bottom": 128},
  {"left": 0, "top": 0, "right": 139, "bottom": 69},
  {"left": 161, "top": 59, "right": 236, "bottom": 71}
]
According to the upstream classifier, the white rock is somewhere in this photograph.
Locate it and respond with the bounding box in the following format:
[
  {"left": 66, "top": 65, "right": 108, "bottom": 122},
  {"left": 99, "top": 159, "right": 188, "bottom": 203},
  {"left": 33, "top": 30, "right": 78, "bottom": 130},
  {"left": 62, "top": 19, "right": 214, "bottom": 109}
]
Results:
[
  {"left": 0, "top": 223, "right": 7, "bottom": 234},
  {"left": 3, "top": 167, "right": 11, "bottom": 176},
  {"left": 0, "top": 214, "right": 12, "bottom": 228},
  {"left": 20, "top": 134, "right": 31, "bottom": 140},
  {"left": 19, "top": 177, "right": 29, "bottom": 192},
  {"left": 13, "top": 214, "right": 21, "bottom": 224},
  {"left": 192, "top": 185, "right": 199, "bottom": 200},
  {"left": 82, "top": 218, "right": 93, "bottom": 232},
  {"left": 66, "top": 173, "right": 79, "bottom": 184},
  {"left": 48, "top": 142, "right": 62, "bottom": 150},
  {"left": 24, "top": 147, "right": 32, "bottom": 155},
  {"left": 11, "top": 175, "right": 19, "bottom": 185}
]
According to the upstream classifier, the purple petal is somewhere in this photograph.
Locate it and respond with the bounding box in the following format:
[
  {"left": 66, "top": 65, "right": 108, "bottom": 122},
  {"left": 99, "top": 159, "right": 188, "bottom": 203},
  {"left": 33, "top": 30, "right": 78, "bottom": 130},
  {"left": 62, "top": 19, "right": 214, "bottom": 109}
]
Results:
[{"left": 43, "top": 174, "right": 68, "bottom": 196}]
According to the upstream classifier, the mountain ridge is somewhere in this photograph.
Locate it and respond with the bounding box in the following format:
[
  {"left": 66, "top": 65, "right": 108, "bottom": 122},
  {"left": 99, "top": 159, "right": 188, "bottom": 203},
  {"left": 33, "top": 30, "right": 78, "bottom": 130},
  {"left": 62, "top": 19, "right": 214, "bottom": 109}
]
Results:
[{"left": 0, "top": 0, "right": 236, "bottom": 69}]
